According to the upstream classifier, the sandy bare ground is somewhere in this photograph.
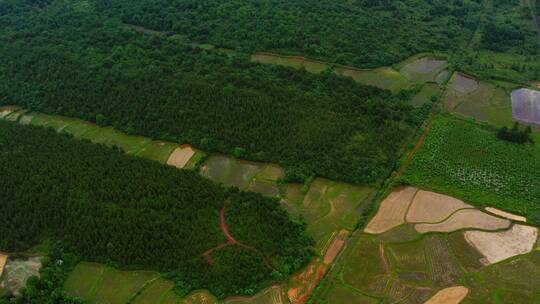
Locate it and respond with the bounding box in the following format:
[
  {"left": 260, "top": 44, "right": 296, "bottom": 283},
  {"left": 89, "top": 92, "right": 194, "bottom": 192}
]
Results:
[
  {"left": 166, "top": 145, "right": 196, "bottom": 168},
  {"left": 464, "top": 224, "right": 538, "bottom": 265},
  {"left": 287, "top": 261, "right": 327, "bottom": 304},
  {"left": 406, "top": 191, "right": 472, "bottom": 223},
  {"left": 424, "top": 286, "right": 469, "bottom": 304},
  {"left": 0, "top": 108, "right": 15, "bottom": 119},
  {"left": 323, "top": 230, "right": 349, "bottom": 265},
  {"left": 365, "top": 187, "right": 418, "bottom": 234},
  {"left": 451, "top": 73, "right": 479, "bottom": 94},
  {"left": 0, "top": 253, "right": 7, "bottom": 278},
  {"left": 485, "top": 207, "right": 527, "bottom": 222},
  {"left": 415, "top": 209, "right": 510, "bottom": 233}
]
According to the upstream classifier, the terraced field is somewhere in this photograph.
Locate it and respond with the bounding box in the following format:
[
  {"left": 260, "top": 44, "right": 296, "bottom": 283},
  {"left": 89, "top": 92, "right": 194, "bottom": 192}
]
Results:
[
  {"left": 252, "top": 53, "right": 448, "bottom": 93},
  {"left": 444, "top": 73, "right": 515, "bottom": 127},
  {"left": 0, "top": 106, "right": 204, "bottom": 170},
  {"left": 311, "top": 187, "right": 540, "bottom": 303}
]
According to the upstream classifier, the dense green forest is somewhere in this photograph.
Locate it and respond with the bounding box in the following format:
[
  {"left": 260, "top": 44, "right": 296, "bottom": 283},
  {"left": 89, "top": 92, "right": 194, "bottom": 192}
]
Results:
[
  {"left": 456, "top": 0, "right": 540, "bottom": 81},
  {"left": 95, "top": 0, "right": 482, "bottom": 67},
  {"left": 0, "top": 120, "right": 312, "bottom": 298},
  {"left": 0, "top": 0, "right": 424, "bottom": 184}
]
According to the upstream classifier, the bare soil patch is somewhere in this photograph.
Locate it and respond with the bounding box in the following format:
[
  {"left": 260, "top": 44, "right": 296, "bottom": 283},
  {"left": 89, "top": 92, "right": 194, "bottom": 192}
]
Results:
[
  {"left": 464, "top": 224, "right": 538, "bottom": 265},
  {"left": 166, "top": 145, "right": 196, "bottom": 169},
  {"left": 424, "top": 286, "right": 469, "bottom": 304},
  {"left": 415, "top": 209, "right": 510, "bottom": 233},
  {"left": 0, "top": 254, "right": 7, "bottom": 278},
  {"left": 451, "top": 73, "right": 479, "bottom": 94},
  {"left": 323, "top": 230, "right": 349, "bottom": 265},
  {"left": 406, "top": 191, "right": 472, "bottom": 224},
  {"left": 0, "top": 108, "right": 14, "bottom": 119},
  {"left": 365, "top": 187, "right": 418, "bottom": 234},
  {"left": 287, "top": 261, "right": 327, "bottom": 304},
  {"left": 485, "top": 207, "right": 526, "bottom": 222},
  {"left": 511, "top": 88, "right": 540, "bottom": 125}
]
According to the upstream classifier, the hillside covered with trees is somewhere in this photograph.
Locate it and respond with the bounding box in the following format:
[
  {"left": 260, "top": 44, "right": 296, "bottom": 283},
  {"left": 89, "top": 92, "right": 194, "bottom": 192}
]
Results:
[
  {"left": 0, "top": 0, "right": 425, "bottom": 184},
  {"left": 0, "top": 120, "right": 313, "bottom": 298}
]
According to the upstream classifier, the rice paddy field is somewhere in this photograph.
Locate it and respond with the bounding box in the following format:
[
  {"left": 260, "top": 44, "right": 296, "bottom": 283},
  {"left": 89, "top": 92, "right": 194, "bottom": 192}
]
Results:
[
  {"left": 511, "top": 88, "right": 540, "bottom": 126},
  {"left": 310, "top": 187, "right": 540, "bottom": 304},
  {"left": 444, "top": 73, "right": 515, "bottom": 127},
  {"left": 252, "top": 53, "right": 448, "bottom": 93},
  {"left": 0, "top": 107, "right": 195, "bottom": 169},
  {"left": 200, "top": 155, "right": 283, "bottom": 196},
  {"left": 401, "top": 115, "right": 540, "bottom": 225}
]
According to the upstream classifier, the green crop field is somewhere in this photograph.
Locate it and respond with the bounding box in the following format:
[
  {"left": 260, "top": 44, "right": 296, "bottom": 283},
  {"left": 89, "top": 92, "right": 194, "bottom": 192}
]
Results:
[
  {"left": 92, "top": 270, "right": 158, "bottom": 304},
  {"left": 402, "top": 115, "right": 540, "bottom": 224},
  {"left": 64, "top": 262, "right": 108, "bottom": 300}
]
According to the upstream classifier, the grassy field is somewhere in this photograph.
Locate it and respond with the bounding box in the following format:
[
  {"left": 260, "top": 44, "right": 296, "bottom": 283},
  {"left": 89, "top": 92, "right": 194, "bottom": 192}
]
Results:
[
  {"left": 412, "top": 84, "right": 440, "bottom": 108},
  {"left": 64, "top": 262, "right": 108, "bottom": 300},
  {"left": 401, "top": 115, "right": 540, "bottom": 224},
  {"left": 283, "top": 178, "right": 374, "bottom": 253},
  {"left": 65, "top": 262, "right": 217, "bottom": 303}
]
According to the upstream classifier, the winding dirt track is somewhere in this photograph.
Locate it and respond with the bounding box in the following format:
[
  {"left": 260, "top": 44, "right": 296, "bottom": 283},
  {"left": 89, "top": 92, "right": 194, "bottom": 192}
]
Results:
[{"left": 203, "top": 202, "right": 274, "bottom": 269}]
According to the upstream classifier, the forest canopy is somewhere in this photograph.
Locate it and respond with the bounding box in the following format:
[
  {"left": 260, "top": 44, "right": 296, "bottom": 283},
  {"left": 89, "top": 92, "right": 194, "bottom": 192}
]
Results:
[
  {"left": 0, "top": 120, "right": 313, "bottom": 298},
  {"left": 0, "top": 0, "right": 425, "bottom": 184}
]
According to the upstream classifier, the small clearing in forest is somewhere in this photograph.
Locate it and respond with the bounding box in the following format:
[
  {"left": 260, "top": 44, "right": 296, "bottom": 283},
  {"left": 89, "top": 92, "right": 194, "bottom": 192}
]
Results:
[
  {"left": 464, "top": 224, "right": 538, "bottom": 265},
  {"left": 167, "top": 145, "right": 196, "bottom": 169}
]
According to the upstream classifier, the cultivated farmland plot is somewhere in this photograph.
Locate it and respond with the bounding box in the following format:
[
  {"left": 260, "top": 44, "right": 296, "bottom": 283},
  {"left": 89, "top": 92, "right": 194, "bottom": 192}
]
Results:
[
  {"left": 252, "top": 53, "right": 448, "bottom": 93},
  {"left": 311, "top": 187, "right": 540, "bottom": 303},
  {"left": 444, "top": 73, "right": 515, "bottom": 126},
  {"left": 2, "top": 108, "right": 376, "bottom": 303},
  {"left": 511, "top": 88, "right": 540, "bottom": 126}
]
